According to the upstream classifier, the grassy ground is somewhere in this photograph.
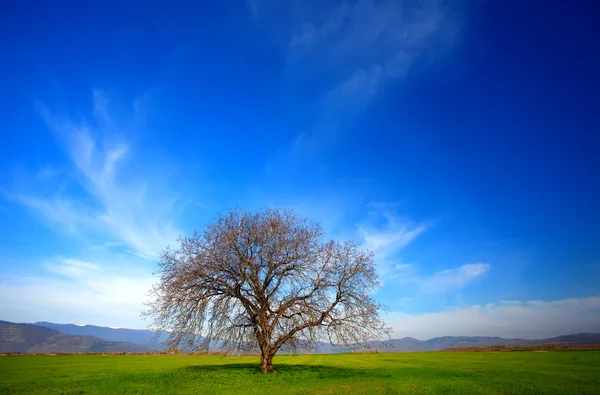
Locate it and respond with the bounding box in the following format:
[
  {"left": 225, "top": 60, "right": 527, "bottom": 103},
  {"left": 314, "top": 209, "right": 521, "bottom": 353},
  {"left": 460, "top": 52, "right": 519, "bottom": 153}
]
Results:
[{"left": 1, "top": 351, "right": 599, "bottom": 394}]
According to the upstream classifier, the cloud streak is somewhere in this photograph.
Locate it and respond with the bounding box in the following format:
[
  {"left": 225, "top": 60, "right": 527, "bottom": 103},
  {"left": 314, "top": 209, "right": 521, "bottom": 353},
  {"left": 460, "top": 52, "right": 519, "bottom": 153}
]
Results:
[
  {"left": 253, "top": 0, "right": 466, "bottom": 179},
  {"left": 287, "top": 0, "right": 456, "bottom": 99},
  {"left": 421, "top": 263, "right": 490, "bottom": 294},
  {"left": 356, "top": 204, "right": 428, "bottom": 284},
  {"left": 277, "top": 0, "right": 462, "bottom": 151},
  {"left": 47, "top": 258, "right": 99, "bottom": 278},
  {"left": 360, "top": 221, "right": 427, "bottom": 259},
  {"left": 14, "top": 92, "right": 180, "bottom": 259}
]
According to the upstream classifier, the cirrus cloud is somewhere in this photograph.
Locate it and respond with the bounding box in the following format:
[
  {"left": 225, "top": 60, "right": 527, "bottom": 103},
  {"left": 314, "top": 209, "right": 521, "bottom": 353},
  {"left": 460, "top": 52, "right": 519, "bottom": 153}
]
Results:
[{"left": 11, "top": 92, "right": 181, "bottom": 260}]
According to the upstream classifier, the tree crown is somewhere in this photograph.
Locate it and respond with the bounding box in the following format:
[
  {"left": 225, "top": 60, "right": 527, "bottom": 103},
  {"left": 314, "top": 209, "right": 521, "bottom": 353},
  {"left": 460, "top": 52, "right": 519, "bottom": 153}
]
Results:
[{"left": 144, "top": 208, "right": 389, "bottom": 369}]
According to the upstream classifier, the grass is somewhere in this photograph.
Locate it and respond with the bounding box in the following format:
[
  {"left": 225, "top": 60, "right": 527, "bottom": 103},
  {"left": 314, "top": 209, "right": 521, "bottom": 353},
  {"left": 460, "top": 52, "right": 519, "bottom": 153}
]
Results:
[{"left": 1, "top": 351, "right": 599, "bottom": 394}]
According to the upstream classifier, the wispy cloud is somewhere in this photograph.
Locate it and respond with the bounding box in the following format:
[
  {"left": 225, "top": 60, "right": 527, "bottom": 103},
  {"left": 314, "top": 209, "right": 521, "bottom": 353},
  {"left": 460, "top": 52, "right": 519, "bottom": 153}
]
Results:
[
  {"left": 268, "top": 0, "right": 463, "bottom": 152},
  {"left": 287, "top": 0, "right": 451, "bottom": 101},
  {"left": 355, "top": 204, "right": 489, "bottom": 296},
  {"left": 386, "top": 296, "right": 600, "bottom": 339},
  {"left": 356, "top": 205, "right": 428, "bottom": 282},
  {"left": 360, "top": 221, "right": 427, "bottom": 259},
  {"left": 421, "top": 263, "right": 490, "bottom": 294},
  {"left": 47, "top": 258, "right": 99, "bottom": 278},
  {"left": 12, "top": 92, "right": 180, "bottom": 259}
]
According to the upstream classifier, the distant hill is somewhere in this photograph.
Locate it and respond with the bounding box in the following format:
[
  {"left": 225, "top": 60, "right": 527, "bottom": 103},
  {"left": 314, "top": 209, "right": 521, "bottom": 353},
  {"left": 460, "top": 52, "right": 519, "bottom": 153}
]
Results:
[
  {"left": 27, "top": 321, "right": 600, "bottom": 353},
  {"left": 35, "top": 321, "right": 168, "bottom": 349},
  {"left": 542, "top": 333, "right": 600, "bottom": 345},
  {"left": 358, "top": 333, "right": 600, "bottom": 352},
  {"left": 0, "top": 321, "right": 154, "bottom": 353}
]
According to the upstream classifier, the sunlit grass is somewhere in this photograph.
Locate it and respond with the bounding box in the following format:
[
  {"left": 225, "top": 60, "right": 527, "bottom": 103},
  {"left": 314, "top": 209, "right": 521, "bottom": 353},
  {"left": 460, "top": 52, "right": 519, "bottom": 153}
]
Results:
[{"left": 1, "top": 351, "right": 599, "bottom": 394}]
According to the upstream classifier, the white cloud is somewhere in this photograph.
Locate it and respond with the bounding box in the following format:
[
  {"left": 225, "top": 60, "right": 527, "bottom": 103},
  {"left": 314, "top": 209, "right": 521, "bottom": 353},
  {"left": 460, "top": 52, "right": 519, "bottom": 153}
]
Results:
[
  {"left": 421, "top": 263, "right": 490, "bottom": 294},
  {"left": 14, "top": 92, "right": 180, "bottom": 259},
  {"left": 0, "top": 257, "right": 154, "bottom": 329},
  {"left": 356, "top": 206, "right": 488, "bottom": 295},
  {"left": 386, "top": 296, "right": 600, "bottom": 339},
  {"left": 395, "top": 263, "right": 413, "bottom": 271}
]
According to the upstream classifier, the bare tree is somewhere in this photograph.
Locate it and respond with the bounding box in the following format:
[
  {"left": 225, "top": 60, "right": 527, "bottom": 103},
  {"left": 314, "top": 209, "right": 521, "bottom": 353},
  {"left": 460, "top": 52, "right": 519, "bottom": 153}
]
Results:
[{"left": 144, "top": 209, "right": 390, "bottom": 373}]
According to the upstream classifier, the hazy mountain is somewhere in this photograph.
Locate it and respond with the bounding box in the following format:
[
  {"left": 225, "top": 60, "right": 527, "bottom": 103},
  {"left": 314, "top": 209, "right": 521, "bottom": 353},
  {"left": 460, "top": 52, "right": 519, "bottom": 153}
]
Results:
[
  {"left": 35, "top": 321, "right": 169, "bottom": 349},
  {"left": 385, "top": 337, "right": 431, "bottom": 352},
  {"left": 28, "top": 321, "right": 600, "bottom": 353},
  {"left": 0, "top": 321, "right": 154, "bottom": 353},
  {"left": 424, "top": 336, "right": 530, "bottom": 350},
  {"left": 542, "top": 333, "right": 600, "bottom": 345}
]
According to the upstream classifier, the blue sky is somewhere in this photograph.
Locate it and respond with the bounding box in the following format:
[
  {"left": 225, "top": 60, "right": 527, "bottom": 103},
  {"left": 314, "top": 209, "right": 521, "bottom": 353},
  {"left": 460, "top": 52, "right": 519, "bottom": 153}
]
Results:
[{"left": 0, "top": 0, "right": 598, "bottom": 339}]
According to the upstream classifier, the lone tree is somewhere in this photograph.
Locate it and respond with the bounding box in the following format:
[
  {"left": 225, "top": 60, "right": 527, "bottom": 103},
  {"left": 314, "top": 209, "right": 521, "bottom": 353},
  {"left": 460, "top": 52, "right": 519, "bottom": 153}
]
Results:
[{"left": 145, "top": 209, "right": 389, "bottom": 373}]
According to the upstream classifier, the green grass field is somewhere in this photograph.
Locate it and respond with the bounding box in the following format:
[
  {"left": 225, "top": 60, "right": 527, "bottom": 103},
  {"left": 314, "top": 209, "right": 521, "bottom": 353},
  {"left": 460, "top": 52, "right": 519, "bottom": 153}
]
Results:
[{"left": 1, "top": 351, "right": 599, "bottom": 394}]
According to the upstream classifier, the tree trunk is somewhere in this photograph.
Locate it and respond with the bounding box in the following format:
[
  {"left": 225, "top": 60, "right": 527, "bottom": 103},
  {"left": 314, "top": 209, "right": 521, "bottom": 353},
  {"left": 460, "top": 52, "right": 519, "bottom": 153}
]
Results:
[{"left": 260, "top": 351, "right": 276, "bottom": 374}]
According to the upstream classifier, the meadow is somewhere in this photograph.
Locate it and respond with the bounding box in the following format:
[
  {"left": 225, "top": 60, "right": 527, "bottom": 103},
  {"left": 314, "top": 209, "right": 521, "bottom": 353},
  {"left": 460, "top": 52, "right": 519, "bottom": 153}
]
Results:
[{"left": 1, "top": 351, "right": 599, "bottom": 394}]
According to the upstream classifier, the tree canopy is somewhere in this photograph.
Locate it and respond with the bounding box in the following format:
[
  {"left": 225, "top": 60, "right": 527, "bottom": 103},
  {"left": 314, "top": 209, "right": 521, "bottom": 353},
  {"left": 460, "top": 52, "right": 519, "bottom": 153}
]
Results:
[{"left": 145, "top": 208, "right": 389, "bottom": 373}]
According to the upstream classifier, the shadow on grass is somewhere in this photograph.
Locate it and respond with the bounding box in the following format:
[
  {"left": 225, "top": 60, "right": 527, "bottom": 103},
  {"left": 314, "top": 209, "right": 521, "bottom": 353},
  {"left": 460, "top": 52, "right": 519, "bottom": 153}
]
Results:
[
  {"left": 181, "top": 362, "right": 485, "bottom": 382},
  {"left": 181, "top": 363, "right": 372, "bottom": 379}
]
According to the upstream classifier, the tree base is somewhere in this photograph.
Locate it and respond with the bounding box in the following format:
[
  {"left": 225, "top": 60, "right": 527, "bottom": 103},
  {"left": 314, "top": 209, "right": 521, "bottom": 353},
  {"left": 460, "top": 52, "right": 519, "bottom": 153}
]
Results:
[{"left": 260, "top": 357, "right": 277, "bottom": 374}]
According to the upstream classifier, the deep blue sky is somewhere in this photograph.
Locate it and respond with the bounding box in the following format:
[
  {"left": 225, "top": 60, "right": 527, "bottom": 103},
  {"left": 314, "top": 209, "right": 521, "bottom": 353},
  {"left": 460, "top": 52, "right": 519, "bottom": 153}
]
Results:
[{"left": 0, "top": 0, "right": 598, "bottom": 338}]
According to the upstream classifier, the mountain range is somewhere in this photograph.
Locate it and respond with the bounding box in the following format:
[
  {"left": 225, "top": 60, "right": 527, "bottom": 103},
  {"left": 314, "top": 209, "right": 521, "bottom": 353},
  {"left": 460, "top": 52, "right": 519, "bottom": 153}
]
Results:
[
  {"left": 35, "top": 321, "right": 169, "bottom": 349},
  {"left": 0, "top": 321, "right": 153, "bottom": 353},
  {"left": 1, "top": 320, "right": 599, "bottom": 353},
  {"left": 375, "top": 333, "right": 600, "bottom": 351}
]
